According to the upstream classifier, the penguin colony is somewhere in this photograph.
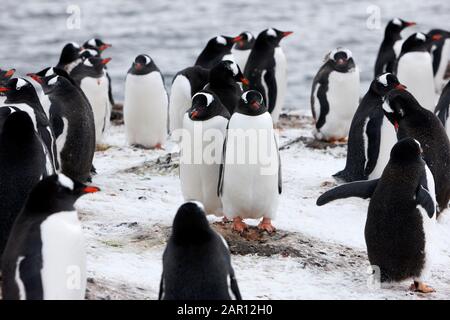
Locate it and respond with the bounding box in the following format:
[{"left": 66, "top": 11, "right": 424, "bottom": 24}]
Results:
[{"left": 0, "top": 16, "right": 449, "bottom": 300}]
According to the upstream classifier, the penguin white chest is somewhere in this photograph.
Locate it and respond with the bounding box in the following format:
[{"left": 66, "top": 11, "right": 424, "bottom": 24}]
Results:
[
  {"left": 169, "top": 75, "right": 192, "bottom": 134},
  {"left": 319, "top": 68, "right": 360, "bottom": 139},
  {"left": 180, "top": 114, "right": 228, "bottom": 216},
  {"left": 397, "top": 52, "right": 436, "bottom": 111},
  {"left": 368, "top": 116, "right": 397, "bottom": 180},
  {"left": 80, "top": 76, "right": 110, "bottom": 144},
  {"left": 124, "top": 72, "right": 168, "bottom": 148},
  {"left": 221, "top": 113, "right": 280, "bottom": 220},
  {"left": 40, "top": 210, "right": 86, "bottom": 300}
]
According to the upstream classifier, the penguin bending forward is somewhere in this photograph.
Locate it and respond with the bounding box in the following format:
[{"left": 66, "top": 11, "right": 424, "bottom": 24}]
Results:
[
  {"left": 2, "top": 174, "right": 99, "bottom": 300},
  {"left": 159, "top": 202, "right": 241, "bottom": 300},
  {"left": 318, "top": 138, "right": 437, "bottom": 293}
]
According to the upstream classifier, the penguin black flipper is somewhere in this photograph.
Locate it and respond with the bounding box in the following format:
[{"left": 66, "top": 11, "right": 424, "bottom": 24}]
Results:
[
  {"left": 435, "top": 81, "right": 450, "bottom": 127},
  {"left": 51, "top": 114, "right": 64, "bottom": 139},
  {"left": 274, "top": 132, "right": 282, "bottom": 194},
  {"left": 316, "top": 179, "right": 379, "bottom": 206},
  {"left": 311, "top": 65, "right": 332, "bottom": 130},
  {"left": 158, "top": 272, "right": 164, "bottom": 300},
  {"left": 217, "top": 123, "right": 229, "bottom": 197},
  {"left": 106, "top": 72, "right": 115, "bottom": 106},
  {"left": 416, "top": 174, "right": 436, "bottom": 219},
  {"left": 364, "top": 114, "right": 383, "bottom": 176},
  {"left": 264, "top": 68, "right": 277, "bottom": 113},
  {"left": 229, "top": 269, "right": 242, "bottom": 300}
]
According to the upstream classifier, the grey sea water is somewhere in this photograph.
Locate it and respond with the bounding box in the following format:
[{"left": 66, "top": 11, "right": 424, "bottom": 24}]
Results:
[{"left": 0, "top": 0, "right": 449, "bottom": 110}]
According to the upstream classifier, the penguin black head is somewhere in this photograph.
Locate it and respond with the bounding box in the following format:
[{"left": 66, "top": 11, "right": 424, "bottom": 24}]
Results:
[
  {"left": 383, "top": 88, "right": 422, "bottom": 131},
  {"left": 385, "top": 18, "right": 416, "bottom": 38},
  {"left": 80, "top": 48, "right": 100, "bottom": 60},
  {"left": 1, "top": 110, "right": 36, "bottom": 145},
  {"left": 400, "top": 32, "right": 442, "bottom": 55},
  {"left": 0, "top": 68, "right": 15, "bottom": 87},
  {"left": 129, "top": 54, "right": 158, "bottom": 75},
  {"left": 188, "top": 90, "right": 230, "bottom": 121},
  {"left": 326, "top": 47, "right": 356, "bottom": 72},
  {"left": 233, "top": 31, "right": 255, "bottom": 50},
  {"left": 83, "top": 38, "right": 112, "bottom": 53},
  {"left": 171, "top": 201, "right": 212, "bottom": 245},
  {"left": 256, "top": 28, "right": 293, "bottom": 48},
  {"left": 390, "top": 138, "right": 423, "bottom": 165},
  {"left": 0, "top": 78, "right": 39, "bottom": 106},
  {"left": 81, "top": 56, "right": 111, "bottom": 74},
  {"left": 205, "top": 35, "right": 242, "bottom": 52},
  {"left": 28, "top": 67, "right": 77, "bottom": 89},
  {"left": 31, "top": 74, "right": 73, "bottom": 95},
  {"left": 372, "top": 73, "right": 405, "bottom": 96},
  {"left": 235, "top": 90, "right": 267, "bottom": 116},
  {"left": 25, "top": 173, "right": 100, "bottom": 214},
  {"left": 209, "top": 60, "right": 248, "bottom": 86},
  {"left": 58, "top": 42, "right": 82, "bottom": 66}
]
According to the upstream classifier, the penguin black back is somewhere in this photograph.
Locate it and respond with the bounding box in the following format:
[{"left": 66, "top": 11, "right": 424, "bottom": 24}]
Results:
[
  {"left": 56, "top": 42, "right": 81, "bottom": 71},
  {"left": 173, "top": 66, "right": 210, "bottom": 96},
  {"left": 195, "top": 35, "right": 240, "bottom": 69},
  {"left": 160, "top": 202, "right": 241, "bottom": 300}
]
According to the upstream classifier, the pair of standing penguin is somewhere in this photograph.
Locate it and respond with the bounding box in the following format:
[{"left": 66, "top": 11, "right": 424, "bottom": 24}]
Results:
[{"left": 169, "top": 28, "right": 292, "bottom": 133}]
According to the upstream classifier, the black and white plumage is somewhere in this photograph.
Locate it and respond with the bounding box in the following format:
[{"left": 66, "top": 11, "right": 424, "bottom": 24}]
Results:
[
  {"left": 318, "top": 138, "right": 436, "bottom": 292},
  {"left": 180, "top": 90, "right": 230, "bottom": 216},
  {"left": 384, "top": 88, "right": 450, "bottom": 215},
  {"left": 231, "top": 31, "right": 255, "bottom": 71},
  {"left": 159, "top": 201, "right": 241, "bottom": 300},
  {"left": 56, "top": 42, "right": 82, "bottom": 73},
  {"left": 374, "top": 18, "right": 416, "bottom": 77},
  {"left": 204, "top": 60, "right": 248, "bottom": 114},
  {"left": 169, "top": 66, "right": 210, "bottom": 133},
  {"left": 435, "top": 80, "right": 450, "bottom": 136},
  {"left": 244, "top": 28, "right": 292, "bottom": 124},
  {"left": 28, "top": 68, "right": 96, "bottom": 182},
  {"left": 0, "top": 68, "right": 15, "bottom": 104},
  {"left": 311, "top": 47, "right": 360, "bottom": 141},
  {"left": 194, "top": 35, "right": 241, "bottom": 69},
  {"left": 1, "top": 174, "right": 99, "bottom": 300},
  {"left": 428, "top": 29, "right": 450, "bottom": 93},
  {"left": 334, "top": 73, "right": 404, "bottom": 182}
]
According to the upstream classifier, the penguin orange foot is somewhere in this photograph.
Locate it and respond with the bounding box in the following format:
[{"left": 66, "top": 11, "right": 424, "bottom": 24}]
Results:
[
  {"left": 409, "top": 281, "right": 435, "bottom": 293},
  {"left": 232, "top": 217, "right": 248, "bottom": 234},
  {"left": 258, "top": 218, "right": 276, "bottom": 234}
]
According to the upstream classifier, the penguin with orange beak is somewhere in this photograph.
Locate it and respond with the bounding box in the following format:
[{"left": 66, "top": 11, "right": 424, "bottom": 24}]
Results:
[
  {"left": 0, "top": 68, "right": 15, "bottom": 104},
  {"left": 195, "top": 35, "right": 243, "bottom": 69}
]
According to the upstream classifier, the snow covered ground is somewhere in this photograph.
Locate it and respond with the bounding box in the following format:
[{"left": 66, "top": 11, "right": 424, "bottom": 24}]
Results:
[{"left": 77, "top": 113, "right": 450, "bottom": 300}]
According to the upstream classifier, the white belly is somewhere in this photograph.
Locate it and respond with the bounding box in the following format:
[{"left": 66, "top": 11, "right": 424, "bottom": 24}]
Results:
[
  {"left": 221, "top": 112, "right": 280, "bottom": 220},
  {"left": 319, "top": 68, "right": 360, "bottom": 140},
  {"left": 40, "top": 211, "right": 86, "bottom": 300},
  {"left": 271, "top": 47, "right": 287, "bottom": 124},
  {"left": 124, "top": 72, "right": 168, "bottom": 148},
  {"left": 56, "top": 117, "right": 69, "bottom": 166},
  {"left": 169, "top": 75, "right": 192, "bottom": 134},
  {"left": 393, "top": 39, "right": 404, "bottom": 58},
  {"left": 434, "top": 39, "right": 450, "bottom": 94},
  {"left": 80, "top": 76, "right": 110, "bottom": 144},
  {"left": 369, "top": 116, "right": 397, "bottom": 179},
  {"left": 180, "top": 114, "right": 228, "bottom": 216},
  {"left": 397, "top": 52, "right": 436, "bottom": 111},
  {"left": 231, "top": 48, "right": 251, "bottom": 70}
]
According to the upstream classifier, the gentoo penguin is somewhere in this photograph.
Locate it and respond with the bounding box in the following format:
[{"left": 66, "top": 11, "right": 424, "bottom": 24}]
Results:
[
  {"left": 395, "top": 32, "right": 441, "bottom": 111},
  {"left": 231, "top": 31, "right": 255, "bottom": 71},
  {"left": 180, "top": 91, "right": 230, "bottom": 216},
  {"left": 204, "top": 60, "right": 248, "bottom": 114},
  {"left": 124, "top": 54, "right": 168, "bottom": 149},
  {"left": 28, "top": 70, "right": 96, "bottom": 182},
  {"left": 311, "top": 47, "right": 360, "bottom": 142},
  {"left": 159, "top": 201, "right": 241, "bottom": 300},
  {"left": 194, "top": 35, "right": 242, "bottom": 69},
  {"left": 1, "top": 174, "right": 99, "bottom": 300},
  {"left": 374, "top": 18, "right": 416, "bottom": 77},
  {"left": 0, "top": 68, "right": 15, "bottom": 104},
  {"left": 428, "top": 29, "right": 450, "bottom": 93},
  {"left": 435, "top": 80, "right": 450, "bottom": 135},
  {"left": 334, "top": 73, "right": 403, "bottom": 182},
  {"left": 56, "top": 42, "right": 82, "bottom": 73},
  {"left": 384, "top": 88, "right": 450, "bottom": 214},
  {"left": 169, "top": 66, "right": 209, "bottom": 133},
  {"left": 82, "top": 38, "right": 115, "bottom": 107},
  {"left": 219, "top": 90, "right": 281, "bottom": 233},
  {"left": 70, "top": 56, "right": 112, "bottom": 145},
  {"left": 0, "top": 110, "right": 48, "bottom": 262},
  {"left": 1, "top": 78, "right": 58, "bottom": 171},
  {"left": 244, "top": 28, "right": 292, "bottom": 124},
  {"left": 318, "top": 138, "right": 437, "bottom": 293}
]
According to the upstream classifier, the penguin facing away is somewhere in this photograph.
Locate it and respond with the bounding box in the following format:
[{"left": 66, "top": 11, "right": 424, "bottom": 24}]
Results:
[
  {"left": 435, "top": 80, "right": 450, "bottom": 136},
  {"left": 244, "top": 28, "right": 292, "bottom": 124},
  {"left": 27, "top": 71, "right": 96, "bottom": 182},
  {"left": 311, "top": 47, "right": 360, "bottom": 142},
  {"left": 169, "top": 65, "right": 209, "bottom": 134},
  {"left": 384, "top": 88, "right": 450, "bottom": 215},
  {"left": 70, "top": 56, "right": 112, "bottom": 145},
  {"left": 0, "top": 110, "right": 49, "bottom": 263},
  {"left": 204, "top": 60, "right": 249, "bottom": 114},
  {"left": 395, "top": 32, "right": 440, "bottom": 111},
  {"left": 159, "top": 201, "right": 241, "bottom": 300},
  {"left": 428, "top": 29, "right": 450, "bottom": 93},
  {"left": 231, "top": 31, "right": 256, "bottom": 71},
  {"left": 318, "top": 138, "right": 437, "bottom": 293},
  {"left": 195, "top": 35, "right": 242, "bottom": 69},
  {"left": 334, "top": 73, "right": 404, "bottom": 183},
  {"left": 180, "top": 90, "right": 230, "bottom": 216},
  {"left": 374, "top": 18, "right": 416, "bottom": 77},
  {"left": 124, "top": 54, "right": 168, "bottom": 149},
  {"left": 219, "top": 90, "right": 281, "bottom": 234},
  {"left": 56, "top": 42, "right": 82, "bottom": 73},
  {"left": 1, "top": 174, "right": 99, "bottom": 300}
]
